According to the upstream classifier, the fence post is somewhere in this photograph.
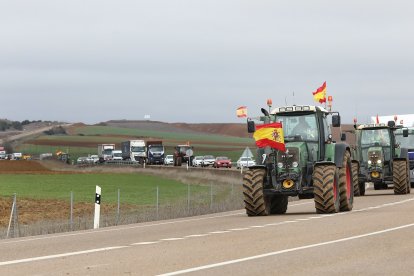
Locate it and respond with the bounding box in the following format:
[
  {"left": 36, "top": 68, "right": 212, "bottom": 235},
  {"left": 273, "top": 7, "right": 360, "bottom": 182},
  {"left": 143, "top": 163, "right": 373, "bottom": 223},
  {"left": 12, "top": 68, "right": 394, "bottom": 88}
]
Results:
[
  {"left": 70, "top": 191, "right": 73, "bottom": 231},
  {"left": 116, "top": 188, "right": 120, "bottom": 225},
  {"left": 210, "top": 183, "right": 213, "bottom": 210},
  {"left": 187, "top": 183, "right": 190, "bottom": 214},
  {"left": 156, "top": 186, "right": 159, "bottom": 220},
  {"left": 6, "top": 194, "right": 19, "bottom": 238},
  {"left": 94, "top": 186, "right": 101, "bottom": 229}
]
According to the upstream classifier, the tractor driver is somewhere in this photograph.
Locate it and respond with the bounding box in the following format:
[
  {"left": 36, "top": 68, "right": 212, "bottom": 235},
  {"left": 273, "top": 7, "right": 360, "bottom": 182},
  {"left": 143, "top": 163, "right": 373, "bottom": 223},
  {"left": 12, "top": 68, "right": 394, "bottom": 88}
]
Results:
[{"left": 292, "top": 117, "right": 317, "bottom": 140}]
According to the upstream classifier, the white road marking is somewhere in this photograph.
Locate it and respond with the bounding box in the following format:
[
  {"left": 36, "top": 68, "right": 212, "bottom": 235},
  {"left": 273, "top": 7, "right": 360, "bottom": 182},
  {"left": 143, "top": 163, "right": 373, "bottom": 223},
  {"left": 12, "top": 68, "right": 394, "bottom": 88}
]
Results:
[
  {"left": 161, "top": 238, "right": 185, "bottom": 241},
  {"left": 184, "top": 234, "right": 210, "bottom": 238},
  {"left": 131, "top": 241, "right": 160, "bottom": 245},
  {"left": 0, "top": 246, "right": 128, "bottom": 267},
  {"left": 228, "top": 228, "right": 250, "bottom": 231},
  {"left": 209, "top": 231, "right": 231, "bottom": 234},
  {"left": 158, "top": 223, "right": 414, "bottom": 276}
]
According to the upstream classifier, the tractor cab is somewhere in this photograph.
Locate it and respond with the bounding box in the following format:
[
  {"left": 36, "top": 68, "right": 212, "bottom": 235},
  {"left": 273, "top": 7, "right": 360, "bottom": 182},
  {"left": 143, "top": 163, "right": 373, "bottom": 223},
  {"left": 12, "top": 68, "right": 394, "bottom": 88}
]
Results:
[{"left": 354, "top": 122, "right": 409, "bottom": 190}]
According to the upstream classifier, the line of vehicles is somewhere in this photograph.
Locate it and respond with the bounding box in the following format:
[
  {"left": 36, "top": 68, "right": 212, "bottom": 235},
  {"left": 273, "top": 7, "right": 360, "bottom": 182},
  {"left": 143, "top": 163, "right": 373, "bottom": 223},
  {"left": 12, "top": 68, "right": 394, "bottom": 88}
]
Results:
[
  {"left": 80, "top": 140, "right": 256, "bottom": 170},
  {"left": 78, "top": 140, "right": 167, "bottom": 165},
  {"left": 0, "top": 147, "right": 30, "bottom": 160},
  {"left": 242, "top": 103, "right": 414, "bottom": 216}
]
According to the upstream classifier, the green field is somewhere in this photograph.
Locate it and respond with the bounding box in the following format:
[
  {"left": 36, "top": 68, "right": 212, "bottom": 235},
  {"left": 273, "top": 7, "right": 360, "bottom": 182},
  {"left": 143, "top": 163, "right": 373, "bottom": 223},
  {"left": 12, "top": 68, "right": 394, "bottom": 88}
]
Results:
[{"left": 0, "top": 173, "right": 210, "bottom": 205}]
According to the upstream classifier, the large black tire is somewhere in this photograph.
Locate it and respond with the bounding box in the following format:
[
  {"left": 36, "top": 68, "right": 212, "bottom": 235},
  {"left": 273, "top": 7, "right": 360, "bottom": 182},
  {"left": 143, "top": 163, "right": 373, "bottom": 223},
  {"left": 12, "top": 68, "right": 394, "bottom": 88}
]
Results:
[
  {"left": 268, "top": 195, "right": 288, "bottom": 214},
  {"left": 352, "top": 162, "right": 360, "bottom": 196},
  {"left": 393, "top": 160, "right": 409, "bottom": 195},
  {"left": 359, "top": 181, "right": 366, "bottom": 196},
  {"left": 313, "top": 164, "right": 340, "bottom": 214},
  {"left": 374, "top": 183, "right": 382, "bottom": 190},
  {"left": 177, "top": 157, "right": 182, "bottom": 166},
  {"left": 339, "top": 151, "right": 354, "bottom": 211},
  {"left": 407, "top": 165, "right": 411, "bottom": 194},
  {"left": 243, "top": 169, "right": 268, "bottom": 216}
]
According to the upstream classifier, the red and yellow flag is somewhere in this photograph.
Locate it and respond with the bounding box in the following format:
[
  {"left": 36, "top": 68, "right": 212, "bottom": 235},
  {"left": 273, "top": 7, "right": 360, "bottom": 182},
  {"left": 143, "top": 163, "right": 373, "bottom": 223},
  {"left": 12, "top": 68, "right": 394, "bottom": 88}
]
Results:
[
  {"left": 253, "top": 122, "right": 285, "bottom": 151},
  {"left": 236, "top": 106, "right": 247, "bottom": 118},
  {"left": 312, "top": 81, "right": 327, "bottom": 104}
]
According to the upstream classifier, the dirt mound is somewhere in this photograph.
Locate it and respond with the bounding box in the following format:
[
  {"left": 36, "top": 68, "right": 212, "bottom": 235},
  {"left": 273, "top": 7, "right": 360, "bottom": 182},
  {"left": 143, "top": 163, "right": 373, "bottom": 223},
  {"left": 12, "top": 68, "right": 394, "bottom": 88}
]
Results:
[{"left": 0, "top": 160, "right": 52, "bottom": 174}]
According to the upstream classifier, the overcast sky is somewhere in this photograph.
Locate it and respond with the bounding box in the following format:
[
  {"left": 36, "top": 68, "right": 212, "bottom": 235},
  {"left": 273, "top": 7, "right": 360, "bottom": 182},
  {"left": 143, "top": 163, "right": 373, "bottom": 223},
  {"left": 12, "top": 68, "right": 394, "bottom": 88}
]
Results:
[{"left": 1, "top": 1, "right": 413, "bottom": 124}]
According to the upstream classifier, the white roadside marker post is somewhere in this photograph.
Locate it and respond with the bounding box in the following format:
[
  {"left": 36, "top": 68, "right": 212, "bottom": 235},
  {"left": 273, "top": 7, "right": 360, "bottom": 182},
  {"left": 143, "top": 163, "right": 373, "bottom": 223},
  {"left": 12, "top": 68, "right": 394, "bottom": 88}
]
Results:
[{"left": 94, "top": 186, "right": 101, "bottom": 229}]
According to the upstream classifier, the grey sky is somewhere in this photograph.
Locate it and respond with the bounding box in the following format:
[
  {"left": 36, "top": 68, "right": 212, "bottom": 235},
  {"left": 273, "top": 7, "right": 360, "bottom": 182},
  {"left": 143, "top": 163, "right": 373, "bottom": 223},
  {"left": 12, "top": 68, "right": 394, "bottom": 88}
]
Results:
[{"left": 1, "top": 0, "right": 413, "bottom": 124}]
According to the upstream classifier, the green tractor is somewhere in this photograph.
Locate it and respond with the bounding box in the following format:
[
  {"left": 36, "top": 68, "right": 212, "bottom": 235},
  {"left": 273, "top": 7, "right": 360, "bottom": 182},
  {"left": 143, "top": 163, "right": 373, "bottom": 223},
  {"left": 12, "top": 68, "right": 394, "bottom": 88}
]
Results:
[
  {"left": 243, "top": 105, "right": 355, "bottom": 215},
  {"left": 353, "top": 121, "right": 410, "bottom": 194},
  {"left": 395, "top": 127, "right": 414, "bottom": 188}
]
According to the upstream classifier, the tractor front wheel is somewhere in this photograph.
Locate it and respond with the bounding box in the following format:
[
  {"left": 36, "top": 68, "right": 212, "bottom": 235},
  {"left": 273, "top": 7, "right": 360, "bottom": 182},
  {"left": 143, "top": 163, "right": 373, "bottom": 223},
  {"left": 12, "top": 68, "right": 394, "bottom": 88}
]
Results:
[
  {"left": 243, "top": 169, "right": 268, "bottom": 216},
  {"left": 393, "top": 160, "right": 409, "bottom": 195},
  {"left": 313, "top": 164, "right": 340, "bottom": 214}
]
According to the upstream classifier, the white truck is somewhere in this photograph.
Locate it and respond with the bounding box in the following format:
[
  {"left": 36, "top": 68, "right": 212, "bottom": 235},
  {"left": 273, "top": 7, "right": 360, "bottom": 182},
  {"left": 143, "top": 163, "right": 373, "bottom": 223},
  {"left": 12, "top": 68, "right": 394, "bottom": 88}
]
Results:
[
  {"left": 97, "top": 144, "right": 115, "bottom": 162},
  {"left": 112, "top": 150, "right": 123, "bottom": 161},
  {"left": 121, "top": 140, "right": 146, "bottom": 163},
  {"left": 0, "top": 146, "right": 6, "bottom": 159}
]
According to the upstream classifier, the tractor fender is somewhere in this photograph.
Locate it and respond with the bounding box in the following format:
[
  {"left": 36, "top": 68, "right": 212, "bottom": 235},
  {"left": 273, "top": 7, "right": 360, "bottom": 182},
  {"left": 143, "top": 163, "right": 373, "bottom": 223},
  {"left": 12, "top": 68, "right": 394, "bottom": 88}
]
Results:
[
  {"left": 247, "top": 165, "right": 267, "bottom": 172},
  {"left": 334, "top": 143, "right": 351, "bottom": 168}
]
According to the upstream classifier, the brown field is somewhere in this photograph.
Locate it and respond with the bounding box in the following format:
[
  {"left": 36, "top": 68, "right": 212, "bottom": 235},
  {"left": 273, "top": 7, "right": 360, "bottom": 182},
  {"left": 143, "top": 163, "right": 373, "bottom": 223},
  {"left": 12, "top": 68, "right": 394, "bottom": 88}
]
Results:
[{"left": 0, "top": 161, "right": 80, "bottom": 227}]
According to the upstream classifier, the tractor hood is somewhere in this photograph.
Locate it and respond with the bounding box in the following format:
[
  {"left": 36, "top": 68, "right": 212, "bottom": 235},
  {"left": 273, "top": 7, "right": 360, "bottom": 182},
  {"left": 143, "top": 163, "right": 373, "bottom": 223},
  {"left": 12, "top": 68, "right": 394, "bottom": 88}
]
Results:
[{"left": 277, "top": 141, "right": 309, "bottom": 171}]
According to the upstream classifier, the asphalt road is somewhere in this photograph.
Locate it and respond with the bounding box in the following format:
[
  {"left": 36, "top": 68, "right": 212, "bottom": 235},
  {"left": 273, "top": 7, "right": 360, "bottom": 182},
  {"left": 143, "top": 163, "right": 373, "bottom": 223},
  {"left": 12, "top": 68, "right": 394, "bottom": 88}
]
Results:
[{"left": 1, "top": 189, "right": 413, "bottom": 275}]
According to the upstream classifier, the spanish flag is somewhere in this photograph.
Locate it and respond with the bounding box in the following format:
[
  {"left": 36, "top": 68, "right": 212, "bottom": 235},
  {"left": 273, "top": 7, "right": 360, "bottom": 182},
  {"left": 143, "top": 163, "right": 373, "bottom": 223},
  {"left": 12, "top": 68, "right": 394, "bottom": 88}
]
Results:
[
  {"left": 312, "top": 81, "right": 327, "bottom": 104},
  {"left": 236, "top": 106, "right": 247, "bottom": 118},
  {"left": 253, "top": 122, "right": 286, "bottom": 151}
]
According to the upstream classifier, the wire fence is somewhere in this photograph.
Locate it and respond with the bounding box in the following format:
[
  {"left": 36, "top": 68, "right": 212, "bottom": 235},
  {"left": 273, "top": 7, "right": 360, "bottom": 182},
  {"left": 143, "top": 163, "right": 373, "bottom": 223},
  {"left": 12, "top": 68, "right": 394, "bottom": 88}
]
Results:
[{"left": 1, "top": 182, "right": 245, "bottom": 239}]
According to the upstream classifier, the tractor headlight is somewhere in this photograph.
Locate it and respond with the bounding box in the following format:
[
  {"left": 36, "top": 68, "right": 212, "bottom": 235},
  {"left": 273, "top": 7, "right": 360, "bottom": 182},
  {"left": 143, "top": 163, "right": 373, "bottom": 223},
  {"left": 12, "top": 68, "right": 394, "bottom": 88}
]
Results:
[
  {"left": 377, "top": 160, "right": 382, "bottom": 164},
  {"left": 368, "top": 160, "right": 372, "bottom": 165},
  {"left": 292, "top": 161, "right": 298, "bottom": 168},
  {"left": 277, "top": 162, "right": 283, "bottom": 169}
]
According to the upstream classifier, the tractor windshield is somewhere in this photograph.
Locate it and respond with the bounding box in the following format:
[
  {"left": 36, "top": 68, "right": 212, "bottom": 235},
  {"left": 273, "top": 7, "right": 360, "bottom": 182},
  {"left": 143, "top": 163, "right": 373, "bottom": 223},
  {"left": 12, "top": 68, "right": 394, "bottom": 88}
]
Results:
[
  {"left": 360, "top": 128, "right": 391, "bottom": 162},
  {"left": 395, "top": 130, "right": 414, "bottom": 149},
  {"left": 361, "top": 128, "right": 391, "bottom": 147},
  {"left": 276, "top": 113, "right": 318, "bottom": 142}
]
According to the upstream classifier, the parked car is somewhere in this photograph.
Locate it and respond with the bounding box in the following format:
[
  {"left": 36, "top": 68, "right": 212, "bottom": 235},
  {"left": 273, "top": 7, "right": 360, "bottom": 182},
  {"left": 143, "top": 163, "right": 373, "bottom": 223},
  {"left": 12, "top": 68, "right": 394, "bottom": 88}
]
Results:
[
  {"left": 89, "top": 155, "right": 100, "bottom": 164},
  {"left": 164, "top": 155, "right": 174, "bottom": 165},
  {"left": 203, "top": 155, "right": 215, "bottom": 167},
  {"left": 77, "top": 157, "right": 89, "bottom": 164},
  {"left": 213, "top": 156, "right": 232, "bottom": 168},
  {"left": 236, "top": 156, "right": 256, "bottom": 169},
  {"left": 192, "top": 156, "right": 204, "bottom": 167}
]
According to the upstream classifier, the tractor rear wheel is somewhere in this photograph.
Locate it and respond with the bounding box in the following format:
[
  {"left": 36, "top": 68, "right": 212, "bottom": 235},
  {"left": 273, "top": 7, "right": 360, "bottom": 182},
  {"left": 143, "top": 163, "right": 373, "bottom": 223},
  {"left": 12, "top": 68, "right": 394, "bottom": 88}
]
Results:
[
  {"left": 339, "top": 151, "right": 354, "bottom": 211},
  {"left": 359, "top": 181, "right": 366, "bottom": 196},
  {"left": 313, "top": 164, "right": 340, "bottom": 214},
  {"left": 268, "top": 195, "right": 288, "bottom": 214},
  {"left": 243, "top": 169, "right": 268, "bottom": 216},
  {"left": 407, "top": 165, "right": 411, "bottom": 194},
  {"left": 393, "top": 160, "right": 409, "bottom": 195},
  {"left": 352, "top": 162, "right": 360, "bottom": 196}
]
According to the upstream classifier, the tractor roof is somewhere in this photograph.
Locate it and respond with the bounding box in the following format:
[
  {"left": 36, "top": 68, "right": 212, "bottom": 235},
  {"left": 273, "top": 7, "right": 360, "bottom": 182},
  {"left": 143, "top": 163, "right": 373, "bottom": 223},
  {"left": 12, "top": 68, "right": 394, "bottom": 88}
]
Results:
[
  {"left": 270, "top": 105, "right": 329, "bottom": 115},
  {"left": 357, "top": 123, "right": 389, "bottom": 130}
]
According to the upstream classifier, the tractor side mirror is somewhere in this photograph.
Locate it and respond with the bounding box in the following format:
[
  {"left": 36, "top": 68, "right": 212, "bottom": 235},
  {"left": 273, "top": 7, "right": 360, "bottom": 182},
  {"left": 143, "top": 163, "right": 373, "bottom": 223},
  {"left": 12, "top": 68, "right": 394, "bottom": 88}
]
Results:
[
  {"left": 332, "top": 114, "right": 341, "bottom": 127},
  {"left": 387, "top": 120, "right": 395, "bottom": 128},
  {"left": 341, "top": 133, "right": 346, "bottom": 141},
  {"left": 247, "top": 120, "right": 256, "bottom": 133},
  {"left": 403, "top": 129, "right": 408, "bottom": 137}
]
